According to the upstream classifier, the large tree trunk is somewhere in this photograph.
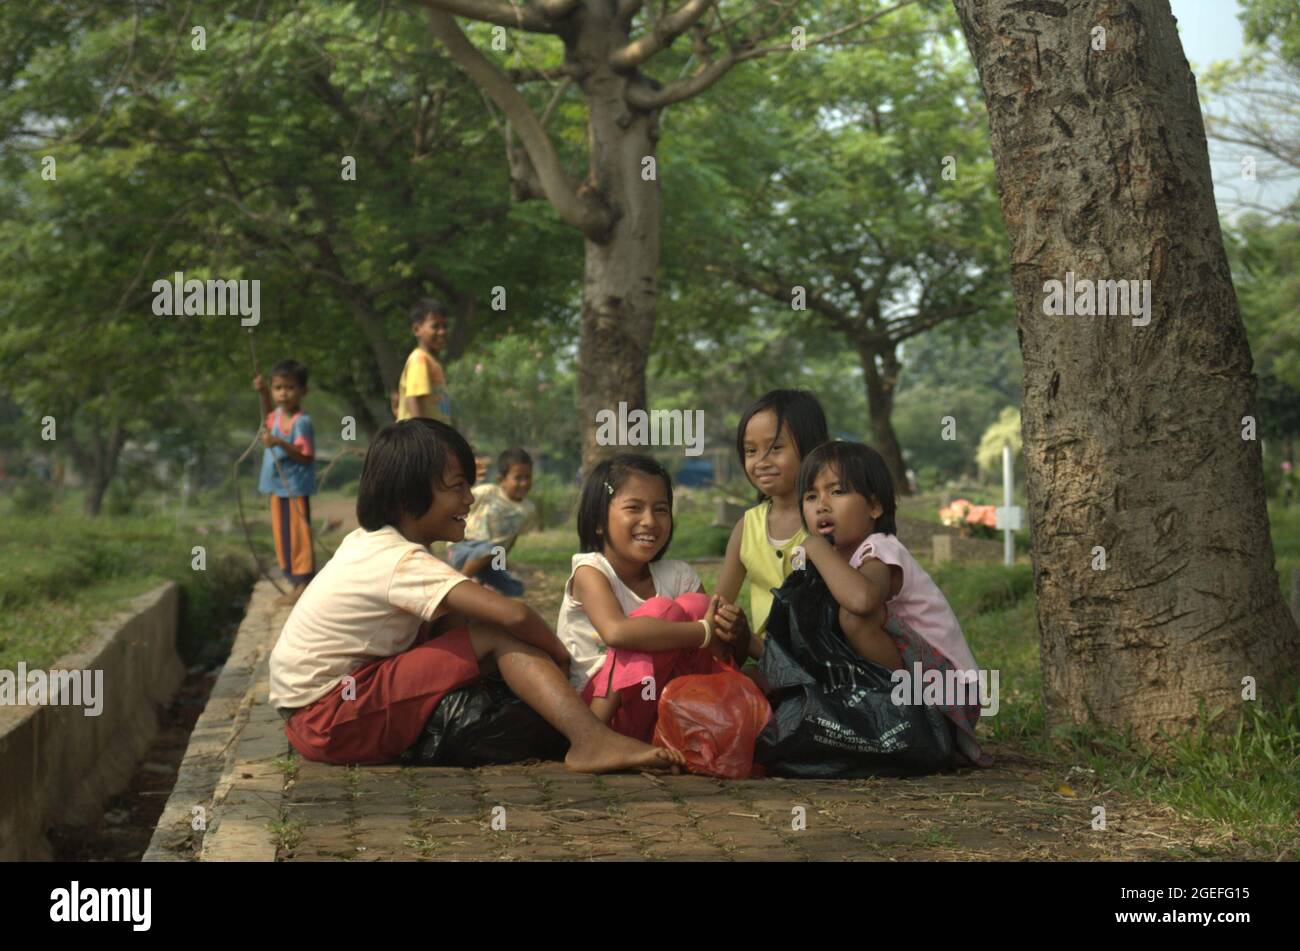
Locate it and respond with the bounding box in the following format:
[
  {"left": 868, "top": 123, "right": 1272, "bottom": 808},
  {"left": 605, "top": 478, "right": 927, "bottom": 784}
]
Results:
[
  {"left": 952, "top": 0, "right": 1300, "bottom": 741},
  {"left": 858, "top": 341, "right": 911, "bottom": 494},
  {"left": 575, "top": 14, "right": 660, "bottom": 472}
]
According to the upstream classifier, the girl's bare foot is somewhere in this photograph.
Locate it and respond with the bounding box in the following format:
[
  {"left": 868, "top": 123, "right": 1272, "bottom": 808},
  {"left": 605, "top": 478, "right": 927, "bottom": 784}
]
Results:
[{"left": 565, "top": 732, "right": 685, "bottom": 774}]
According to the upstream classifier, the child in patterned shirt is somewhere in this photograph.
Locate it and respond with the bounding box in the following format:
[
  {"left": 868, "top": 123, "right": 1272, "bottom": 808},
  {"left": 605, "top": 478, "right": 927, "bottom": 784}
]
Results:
[{"left": 447, "top": 448, "right": 537, "bottom": 596}]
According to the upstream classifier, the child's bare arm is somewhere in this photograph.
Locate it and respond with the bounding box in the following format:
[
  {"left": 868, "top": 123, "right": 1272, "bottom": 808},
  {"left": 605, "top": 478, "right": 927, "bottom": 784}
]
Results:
[
  {"left": 252, "top": 375, "right": 273, "bottom": 417},
  {"left": 262, "top": 432, "right": 311, "bottom": 464},
  {"left": 715, "top": 519, "right": 747, "bottom": 604},
  {"left": 573, "top": 566, "right": 714, "bottom": 652},
  {"left": 801, "top": 533, "right": 893, "bottom": 617},
  {"left": 444, "top": 579, "right": 569, "bottom": 670},
  {"left": 840, "top": 603, "right": 903, "bottom": 670}
]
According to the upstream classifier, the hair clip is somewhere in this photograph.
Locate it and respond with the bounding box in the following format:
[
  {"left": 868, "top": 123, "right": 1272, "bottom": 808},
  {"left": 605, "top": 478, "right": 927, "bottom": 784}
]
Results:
[{"left": 604, "top": 481, "right": 614, "bottom": 496}]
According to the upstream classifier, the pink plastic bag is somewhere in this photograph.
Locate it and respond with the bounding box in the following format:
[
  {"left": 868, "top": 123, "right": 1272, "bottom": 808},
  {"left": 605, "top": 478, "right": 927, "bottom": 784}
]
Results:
[{"left": 652, "top": 670, "right": 773, "bottom": 779}]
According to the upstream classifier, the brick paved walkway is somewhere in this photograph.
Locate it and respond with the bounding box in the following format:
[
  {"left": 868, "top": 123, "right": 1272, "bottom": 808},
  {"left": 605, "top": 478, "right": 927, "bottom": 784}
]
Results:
[{"left": 146, "top": 574, "right": 1239, "bottom": 862}]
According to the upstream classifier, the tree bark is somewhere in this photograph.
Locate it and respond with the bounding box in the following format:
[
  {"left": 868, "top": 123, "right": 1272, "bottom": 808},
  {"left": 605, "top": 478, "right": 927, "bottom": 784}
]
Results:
[
  {"left": 574, "top": 6, "right": 660, "bottom": 471},
  {"left": 951, "top": 0, "right": 1300, "bottom": 741},
  {"left": 74, "top": 423, "right": 127, "bottom": 516},
  {"left": 347, "top": 297, "right": 406, "bottom": 394},
  {"left": 857, "top": 340, "right": 911, "bottom": 494}
]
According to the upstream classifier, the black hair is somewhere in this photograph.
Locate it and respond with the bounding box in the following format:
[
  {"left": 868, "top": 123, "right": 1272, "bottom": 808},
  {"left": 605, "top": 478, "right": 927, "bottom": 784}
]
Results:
[
  {"left": 269, "top": 359, "right": 308, "bottom": 388},
  {"left": 796, "top": 441, "right": 897, "bottom": 536},
  {"left": 497, "top": 447, "right": 533, "bottom": 477},
  {"left": 409, "top": 298, "right": 448, "bottom": 325},
  {"left": 577, "top": 453, "right": 674, "bottom": 561},
  {"left": 735, "top": 389, "right": 829, "bottom": 501},
  {"left": 356, "top": 418, "right": 476, "bottom": 531}
]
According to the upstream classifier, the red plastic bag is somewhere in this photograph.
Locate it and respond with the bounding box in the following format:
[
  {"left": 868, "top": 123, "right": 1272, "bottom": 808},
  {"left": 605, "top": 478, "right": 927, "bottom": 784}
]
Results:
[{"left": 652, "top": 670, "right": 773, "bottom": 779}]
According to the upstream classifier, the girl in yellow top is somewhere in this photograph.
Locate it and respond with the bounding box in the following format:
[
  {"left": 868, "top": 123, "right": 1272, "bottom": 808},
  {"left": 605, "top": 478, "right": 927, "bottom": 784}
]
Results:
[{"left": 716, "top": 390, "right": 830, "bottom": 659}]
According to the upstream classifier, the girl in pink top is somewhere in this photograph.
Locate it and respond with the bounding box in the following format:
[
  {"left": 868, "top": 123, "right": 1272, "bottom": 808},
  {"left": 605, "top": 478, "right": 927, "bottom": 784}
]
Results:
[{"left": 782, "top": 440, "right": 990, "bottom": 766}]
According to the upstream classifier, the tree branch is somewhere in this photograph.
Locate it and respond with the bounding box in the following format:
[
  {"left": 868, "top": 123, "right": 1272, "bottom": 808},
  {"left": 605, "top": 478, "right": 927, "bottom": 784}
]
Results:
[
  {"left": 424, "top": 8, "right": 614, "bottom": 239},
  {"left": 617, "top": 0, "right": 646, "bottom": 25},
  {"left": 610, "top": 0, "right": 719, "bottom": 69},
  {"left": 626, "top": 0, "right": 918, "bottom": 110},
  {"left": 411, "top": 0, "right": 560, "bottom": 33},
  {"left": 710, "top": 262, "right": 861, "bottom": 337},
  {"left": 506, "top": 63, "right": 581, "bottom": 82},
  {"left": 536, "top": 0, "right": 580, "bottom": 18},
  {"left": 627, "top": 56, "right": 734, "bottom": 109}
]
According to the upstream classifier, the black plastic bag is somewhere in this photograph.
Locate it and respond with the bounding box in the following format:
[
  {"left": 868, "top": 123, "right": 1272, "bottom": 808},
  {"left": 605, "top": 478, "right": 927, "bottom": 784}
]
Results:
[
  {"left": 754, "top": 563, "right": 955, "bottom": 778},
  {"left": 400, "top": 676, "right": 567, "bottom": 767}
]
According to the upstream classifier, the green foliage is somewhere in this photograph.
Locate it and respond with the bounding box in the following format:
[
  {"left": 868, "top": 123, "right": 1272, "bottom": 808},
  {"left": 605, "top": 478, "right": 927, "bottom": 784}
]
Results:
[
  {"left": 1225, "top": 216, "right": 1300, "bottom": 395},
  {"left": 1238, "top": 0, "right": 1300, "bottom": 65},
  {"left": 0, "top": 0, "right": 582, "bottom": 504},
  {"left": 975, "top": 407, "right": 1022, "bottom": 478},
  {"left": 893, "top": 322, "right": 1024, "bottom": 481},
  {"left": 659, "top": 4, "right": 1012, "bottom": 479},
  {"left": 8, "top": 476, "right": 56, "bottom": 515},
  {"left": 451, "top": 334, "right": 583, "bottom": 477}
]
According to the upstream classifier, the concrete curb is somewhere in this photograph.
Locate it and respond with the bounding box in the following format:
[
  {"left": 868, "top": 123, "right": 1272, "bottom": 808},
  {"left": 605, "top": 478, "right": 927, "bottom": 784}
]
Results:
[
  {"left": 144, "top": 580, "right": 290, "bottom": 862},
  {"left": 0, "top": 583, "right": 183, "bottom": 861}
]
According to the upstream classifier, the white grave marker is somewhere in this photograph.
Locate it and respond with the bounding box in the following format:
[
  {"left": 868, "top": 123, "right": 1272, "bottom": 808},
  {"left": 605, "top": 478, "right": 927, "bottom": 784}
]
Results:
[{"left": 995, "top": 444, "right": 1024, "bottom": 567}]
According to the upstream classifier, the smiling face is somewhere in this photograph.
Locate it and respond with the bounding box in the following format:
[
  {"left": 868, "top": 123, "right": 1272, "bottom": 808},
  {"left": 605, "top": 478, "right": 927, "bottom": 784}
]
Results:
[
  {"left": 402, "top": 455, "right": 475, "bottom": 546},
  {"left": 500, "top": 463, "right": 533, "bottom": 502},
  {"left": 412, "top": 312, "right": 449, "bottom": 353},
  {"left": 600, "top": 471, "right": 672, "bottom": 565},
  {"left": 742, "top": 409, "right": 801, "bottom": 498},
  {"left": 270, "top": 374, "right": 305, "bottom": 414},
  {"left": 801, "top": 463, "right": 883, "bottom": 554}
]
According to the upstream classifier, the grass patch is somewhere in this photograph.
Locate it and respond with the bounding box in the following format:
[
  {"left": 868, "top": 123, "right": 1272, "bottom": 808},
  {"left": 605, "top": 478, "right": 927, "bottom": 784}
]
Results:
[
  {"left": 267, "top": 816, "right": 307, "bottom": 853},
  {"left": 272, "top": 751, "right": 301, "bottom": 782},
  {"left": 1268, "top": 500, "right": 1300, "bottom": 605},
  {"left": 1050, "top": 694, "right": 1300, "bottom": 859},
  {"left": 931, "top": 561, "right": 1034, "bottom": 617},
  {"left": 0, "top": 510, "right": 258, "bottom": 669}
]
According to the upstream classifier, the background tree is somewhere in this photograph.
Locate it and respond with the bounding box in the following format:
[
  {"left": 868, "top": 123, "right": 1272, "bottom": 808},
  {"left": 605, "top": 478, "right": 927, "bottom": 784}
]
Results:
[
  {"left": 1225, "top": 214, "right": 1300, "bottom": 477},
  {"left": 0, "top": 1, "right": 597, "bottom": 508},
  {"left": 892, "top": 324, "right": 1023, "bottom": 487},
  {"left": 0, "top": 2, "right": 585, "bottom": 439},
  {"left": 951, "top": 0, "right": 1300, "bottom": 741},
  {"left": 412, "top": 0, "right": 922, "bottom": 468},
  {"left": 1200, "top": 25, "right": 1298, "bottom": 221},
  {"left": 665, "top": 5, "right": 1009, "bottom": 491}
]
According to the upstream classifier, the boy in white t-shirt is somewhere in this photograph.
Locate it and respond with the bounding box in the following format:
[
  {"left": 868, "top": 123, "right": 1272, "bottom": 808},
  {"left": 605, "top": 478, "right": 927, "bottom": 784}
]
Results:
[{"left": 268, "top": 418, "right": 681, "bottom": 772}]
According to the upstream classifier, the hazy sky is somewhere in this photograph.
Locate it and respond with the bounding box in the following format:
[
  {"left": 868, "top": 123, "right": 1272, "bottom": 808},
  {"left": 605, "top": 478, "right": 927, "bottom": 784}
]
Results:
[
  {"left": 1170, "top": 0, "right": 1246, "bottom": 70},
  {"left": 1170, "top": 0, "right": 1294, "bottom": 217}
]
